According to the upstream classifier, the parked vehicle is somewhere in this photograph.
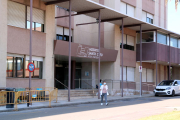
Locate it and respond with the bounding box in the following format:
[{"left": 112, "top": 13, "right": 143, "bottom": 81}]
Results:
[{"left": 154, "top": 80, "right": 180, "bottom": 97}]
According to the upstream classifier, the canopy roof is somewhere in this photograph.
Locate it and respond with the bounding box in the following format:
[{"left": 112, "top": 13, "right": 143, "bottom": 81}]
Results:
[{"left": 42, "top": 0, "right": 180, "bottom": 38}]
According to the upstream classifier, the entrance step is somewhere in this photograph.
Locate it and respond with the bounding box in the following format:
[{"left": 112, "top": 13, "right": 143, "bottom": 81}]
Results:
[{"left": 58, "top": 89, "right": 98, "bottom": 100}]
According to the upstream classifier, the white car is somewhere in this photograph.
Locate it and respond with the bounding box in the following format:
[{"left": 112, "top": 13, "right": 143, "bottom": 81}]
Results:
[{"left": 154, "top": 80, "right": 180, "bottom": 97}]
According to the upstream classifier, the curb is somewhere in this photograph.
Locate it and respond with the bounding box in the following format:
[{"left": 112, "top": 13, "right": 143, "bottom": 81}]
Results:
[{"left": 0, "top": 95, "right": 153, "bottom": 112}]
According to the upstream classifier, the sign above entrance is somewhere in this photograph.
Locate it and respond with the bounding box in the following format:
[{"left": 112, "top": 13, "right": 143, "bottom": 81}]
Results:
[
  {"left": 139, "top": 66, "right": 142, "bottom": 73},
  {"left": 77, "top": 44, "right": 103, "bottom": 59},
  {"left": 54, "top": 40, "right": 118, "bottom": 62},
  {"left": 27, "top": 62, "right": 35, "bottom": 72}
]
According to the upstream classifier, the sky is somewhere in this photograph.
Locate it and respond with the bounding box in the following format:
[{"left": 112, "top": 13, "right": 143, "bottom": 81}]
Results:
[{"left": 167, "top": 0, "right": 180, "bottom": 34}]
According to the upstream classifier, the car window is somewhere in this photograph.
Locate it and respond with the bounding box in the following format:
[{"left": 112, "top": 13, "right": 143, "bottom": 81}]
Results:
[
  {"left": 158, "top": 81, "right": 174, "bottom": 86},
  {"left": 178, "top": 81, "right": 180, "bottom": 85},
  {"left": 174, "top": 81, "right": 178, "bottom": 86}
]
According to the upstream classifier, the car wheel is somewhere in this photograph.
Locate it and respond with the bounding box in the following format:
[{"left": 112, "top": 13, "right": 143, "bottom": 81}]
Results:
[
  {"left": 171, "top": 90, "right": 175, "bottom": 97},
  {"left": 154, "top": 93, "right": 158, "bottom": 97}
]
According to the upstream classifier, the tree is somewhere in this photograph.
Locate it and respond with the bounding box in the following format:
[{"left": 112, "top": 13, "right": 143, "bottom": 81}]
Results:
[{"left": 165, "top": 0, "right": 180, "bottom": 11}]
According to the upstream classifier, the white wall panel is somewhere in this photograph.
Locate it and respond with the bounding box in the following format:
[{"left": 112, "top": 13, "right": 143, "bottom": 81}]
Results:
[
  {"left": 120, "top": 2, "right": 126, "bottom": 14},
  {"left": 147, "top": 69, "right": 154, "bottom": 82},
  {"left": 147, "top": 13, "right": 153, "bottom": 19},
  {"left": 142, "top": 68, "right": 146, "bottom": 82},
  {"left": 142, "top": 11, "right": 146, "bottom": 22},
  {"left": 26, "top": 56, "right": 43, "bottom": 61},
  {"left": 127, "top": 35, "right": 135, "bottom": 46},
  {"left": 27, "top": 7, "right": 44, "bottom": 24},
  {"left": 127, "top": 5, "right": 135, "bottom": 17},
  {"left": 120, "top": 66, "right": 126, "bottom": 80},
  {"left": 64, "top": 28, "right": 73, "bottom": 36},
  {"left": 56, "top": 26, "right": 63, "bottom": 35},
  {"left": 8, "top": 1, "right": 25, "bottom": 28},
  {"left": 127, "top": 67, "right": 135, "bottom": 81}
]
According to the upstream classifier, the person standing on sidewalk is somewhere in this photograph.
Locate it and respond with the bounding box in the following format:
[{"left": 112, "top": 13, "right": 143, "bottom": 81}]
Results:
[{"left": 100, "top": 81, "right": 109, "bottom": 106}]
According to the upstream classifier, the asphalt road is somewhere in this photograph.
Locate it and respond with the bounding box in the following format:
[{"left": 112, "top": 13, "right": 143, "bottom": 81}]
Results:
[{"left": 1, "top": 96, "right": 180, "bottom": 120}]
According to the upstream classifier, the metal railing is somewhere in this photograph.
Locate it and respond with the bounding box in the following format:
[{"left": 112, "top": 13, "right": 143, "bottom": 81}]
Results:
[
  {"left": 54, "top": 78, "right": 155, "bottom": 97},
  {"left": 0, "top": 88, "right": 58, "bottom": 111},
  {"left": 55, "top": 78, "right": 68, "bottom": 89},
  {"left": 55, "top": 78, "right": 97, "bottom": 97}
]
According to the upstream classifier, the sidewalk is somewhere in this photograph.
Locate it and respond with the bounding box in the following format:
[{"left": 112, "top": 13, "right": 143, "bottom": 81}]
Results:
[{"left": 0, "top": 94, "right": 153, "bottom": 112}]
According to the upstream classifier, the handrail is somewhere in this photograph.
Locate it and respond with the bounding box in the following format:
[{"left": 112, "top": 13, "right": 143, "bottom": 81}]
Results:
[
  {"left": 82, "top": 80, "right": 96, "bottom": 89},
  {"left": 55, "top": 78, "right": 68, "bottom": 89},
  {"left": 81, "top": 80, "right": 96, "bottom": 97}
]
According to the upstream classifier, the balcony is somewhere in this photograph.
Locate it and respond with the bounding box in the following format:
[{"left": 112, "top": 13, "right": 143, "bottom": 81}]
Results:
[{"left": 136, "top": 42, "right": 180, "bottom": 64}]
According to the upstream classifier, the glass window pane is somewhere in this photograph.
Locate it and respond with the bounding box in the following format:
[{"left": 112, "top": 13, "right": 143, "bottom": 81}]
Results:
[
  {"left": 27, "top": 21, "right": 35, "bottom": 30},
  {"left": 157, "top": 32, "right": 167, "bottom": 45},
  {"left": 34, "top": 61, "right": 39, "bottom": 78},
  {"left": 147, "top": 17, "right": 149, "bottom": 23},
  {"left": 137, "top": 32, "right": 154, "bottom": 43},
  {"left": 6, "top": 56, "right": 13, "bottom": 77},
  {"left": 25, "top": 61, "right": 33, "bottom": 78},
  {"left": 171, "top": 37, "right": 178, "bottom": 47},
  {"left": 35, "top": 23, "right": 43, "bottom": 32},
  {"left": 14, "top": 57, "right": 24, "bottom": 78}
]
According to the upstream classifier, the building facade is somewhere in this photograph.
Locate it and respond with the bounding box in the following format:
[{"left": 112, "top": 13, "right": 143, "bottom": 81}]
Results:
[{"left": 1, "top": 0, "right": 180, "bottom": 95}]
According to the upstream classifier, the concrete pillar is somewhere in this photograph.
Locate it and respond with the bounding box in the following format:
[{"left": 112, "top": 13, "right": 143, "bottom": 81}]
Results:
[
  {"left": 0, "top": 0, "right": 7, "bottom": 87},
  {"left": 44, "top": 5, "right": 56, "bottom": 88},
  {"left": 114, "top": 25, "right": 121, "bottom": 80}
]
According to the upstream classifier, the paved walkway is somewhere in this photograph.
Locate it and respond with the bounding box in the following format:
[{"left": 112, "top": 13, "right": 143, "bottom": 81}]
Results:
[{"left": 0, "top": 94, "right": 153, "bottom": 112}]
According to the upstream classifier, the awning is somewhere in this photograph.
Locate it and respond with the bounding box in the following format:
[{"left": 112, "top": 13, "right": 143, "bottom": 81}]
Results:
[
  {"left": 54, "top": 40, "right": 118, "bottom": 62},
  {"left": 42, "top": 0, "right": 180, "bottom": 38}
]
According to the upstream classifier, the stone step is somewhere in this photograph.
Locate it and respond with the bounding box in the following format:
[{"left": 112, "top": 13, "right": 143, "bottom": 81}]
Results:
[{"left": 57, "top": 89, "right": 97, "bottom": 98}]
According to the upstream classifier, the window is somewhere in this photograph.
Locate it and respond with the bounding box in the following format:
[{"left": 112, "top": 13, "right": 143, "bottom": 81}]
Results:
[
  {"left": 158, "top": 81, "right": 174, "bottom": 86},
  {"left": 174, "top": 81, "right": 178, "bottom": 86},
  {"left": 6, "top": 57, "right": 13, "bottom": 77},
  {"left": 8, "top": 1, "right": 25, "bottom": 28},
  {"left": 120, "top": 2, "right": 135, "bottom": 17},
  {"left": 142, "top": 11, "right": 154, "bottom": 24},
  {"left": 147, "top": 17, "right": 153, "bottom": 24},
  {"left": 127, "top": 67, "right": 135, "bottom": 81},
  {"left": 6, "top": 56, "right": 24, "bottom": 78},
  {"left": 56, "top": 26, "right": 73, "bottom": 42},
  {"left": 157, "top": 32, "right": 167, "bottom": 45},
  {"left": 6, "top": 55, "right": 43, "bottom": 79},
  {"left": 27, "top": 21, "right": 44, "bottom": 32},
  {"left": 120, "top": 66, "right": 126, "bottom": 80},
  {"left": 170, "top": 37, "right": 178, "bottom": 48},
  {"left": 25, "top": 61, "right": 43, "bottom": 79},
  {"left": 7, "top": 1, "right": 45, "bottom": 32},
  {"left": 120, "top": 66, "right": 135, "bottom": 81},
  {"left": 137, "top": 32, "right": 154, "bottom": 43},
  {"left": 120, "top": 35, "right": 135, "bottom": 51}
]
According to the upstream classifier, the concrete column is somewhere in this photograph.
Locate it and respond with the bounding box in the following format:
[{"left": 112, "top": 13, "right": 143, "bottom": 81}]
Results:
[
  {"left": 44, "top": 5, "right": 56, "bottom": 88},
  {"left": 114, "top": 25, "right": 121, "bottom": 80},
  {"left": 0, "top": 0, "right": 7, "bottom": 87}
]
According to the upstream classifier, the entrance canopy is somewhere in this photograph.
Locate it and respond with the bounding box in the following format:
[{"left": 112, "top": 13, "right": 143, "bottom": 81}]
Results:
[{"left": 42, "top": 0, "right": 180, "bottom": 38}]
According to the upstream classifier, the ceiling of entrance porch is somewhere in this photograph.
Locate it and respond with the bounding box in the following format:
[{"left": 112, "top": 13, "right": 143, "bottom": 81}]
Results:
[{"left": 41, "top": 0, "right": 180, "bottom": 38}]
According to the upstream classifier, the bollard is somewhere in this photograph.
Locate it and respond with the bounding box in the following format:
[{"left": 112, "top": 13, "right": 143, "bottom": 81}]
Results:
[{"left": 27, "top": 92, "right": 29, "bottom": 107}]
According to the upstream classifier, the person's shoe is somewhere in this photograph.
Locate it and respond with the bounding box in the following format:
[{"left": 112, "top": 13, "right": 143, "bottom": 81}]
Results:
[
  {"left": 101, "top": 103, "right": 103, "bottom": 105},
  {"left": 106, "top": 103, "right": 109, "bottom": 106}
]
